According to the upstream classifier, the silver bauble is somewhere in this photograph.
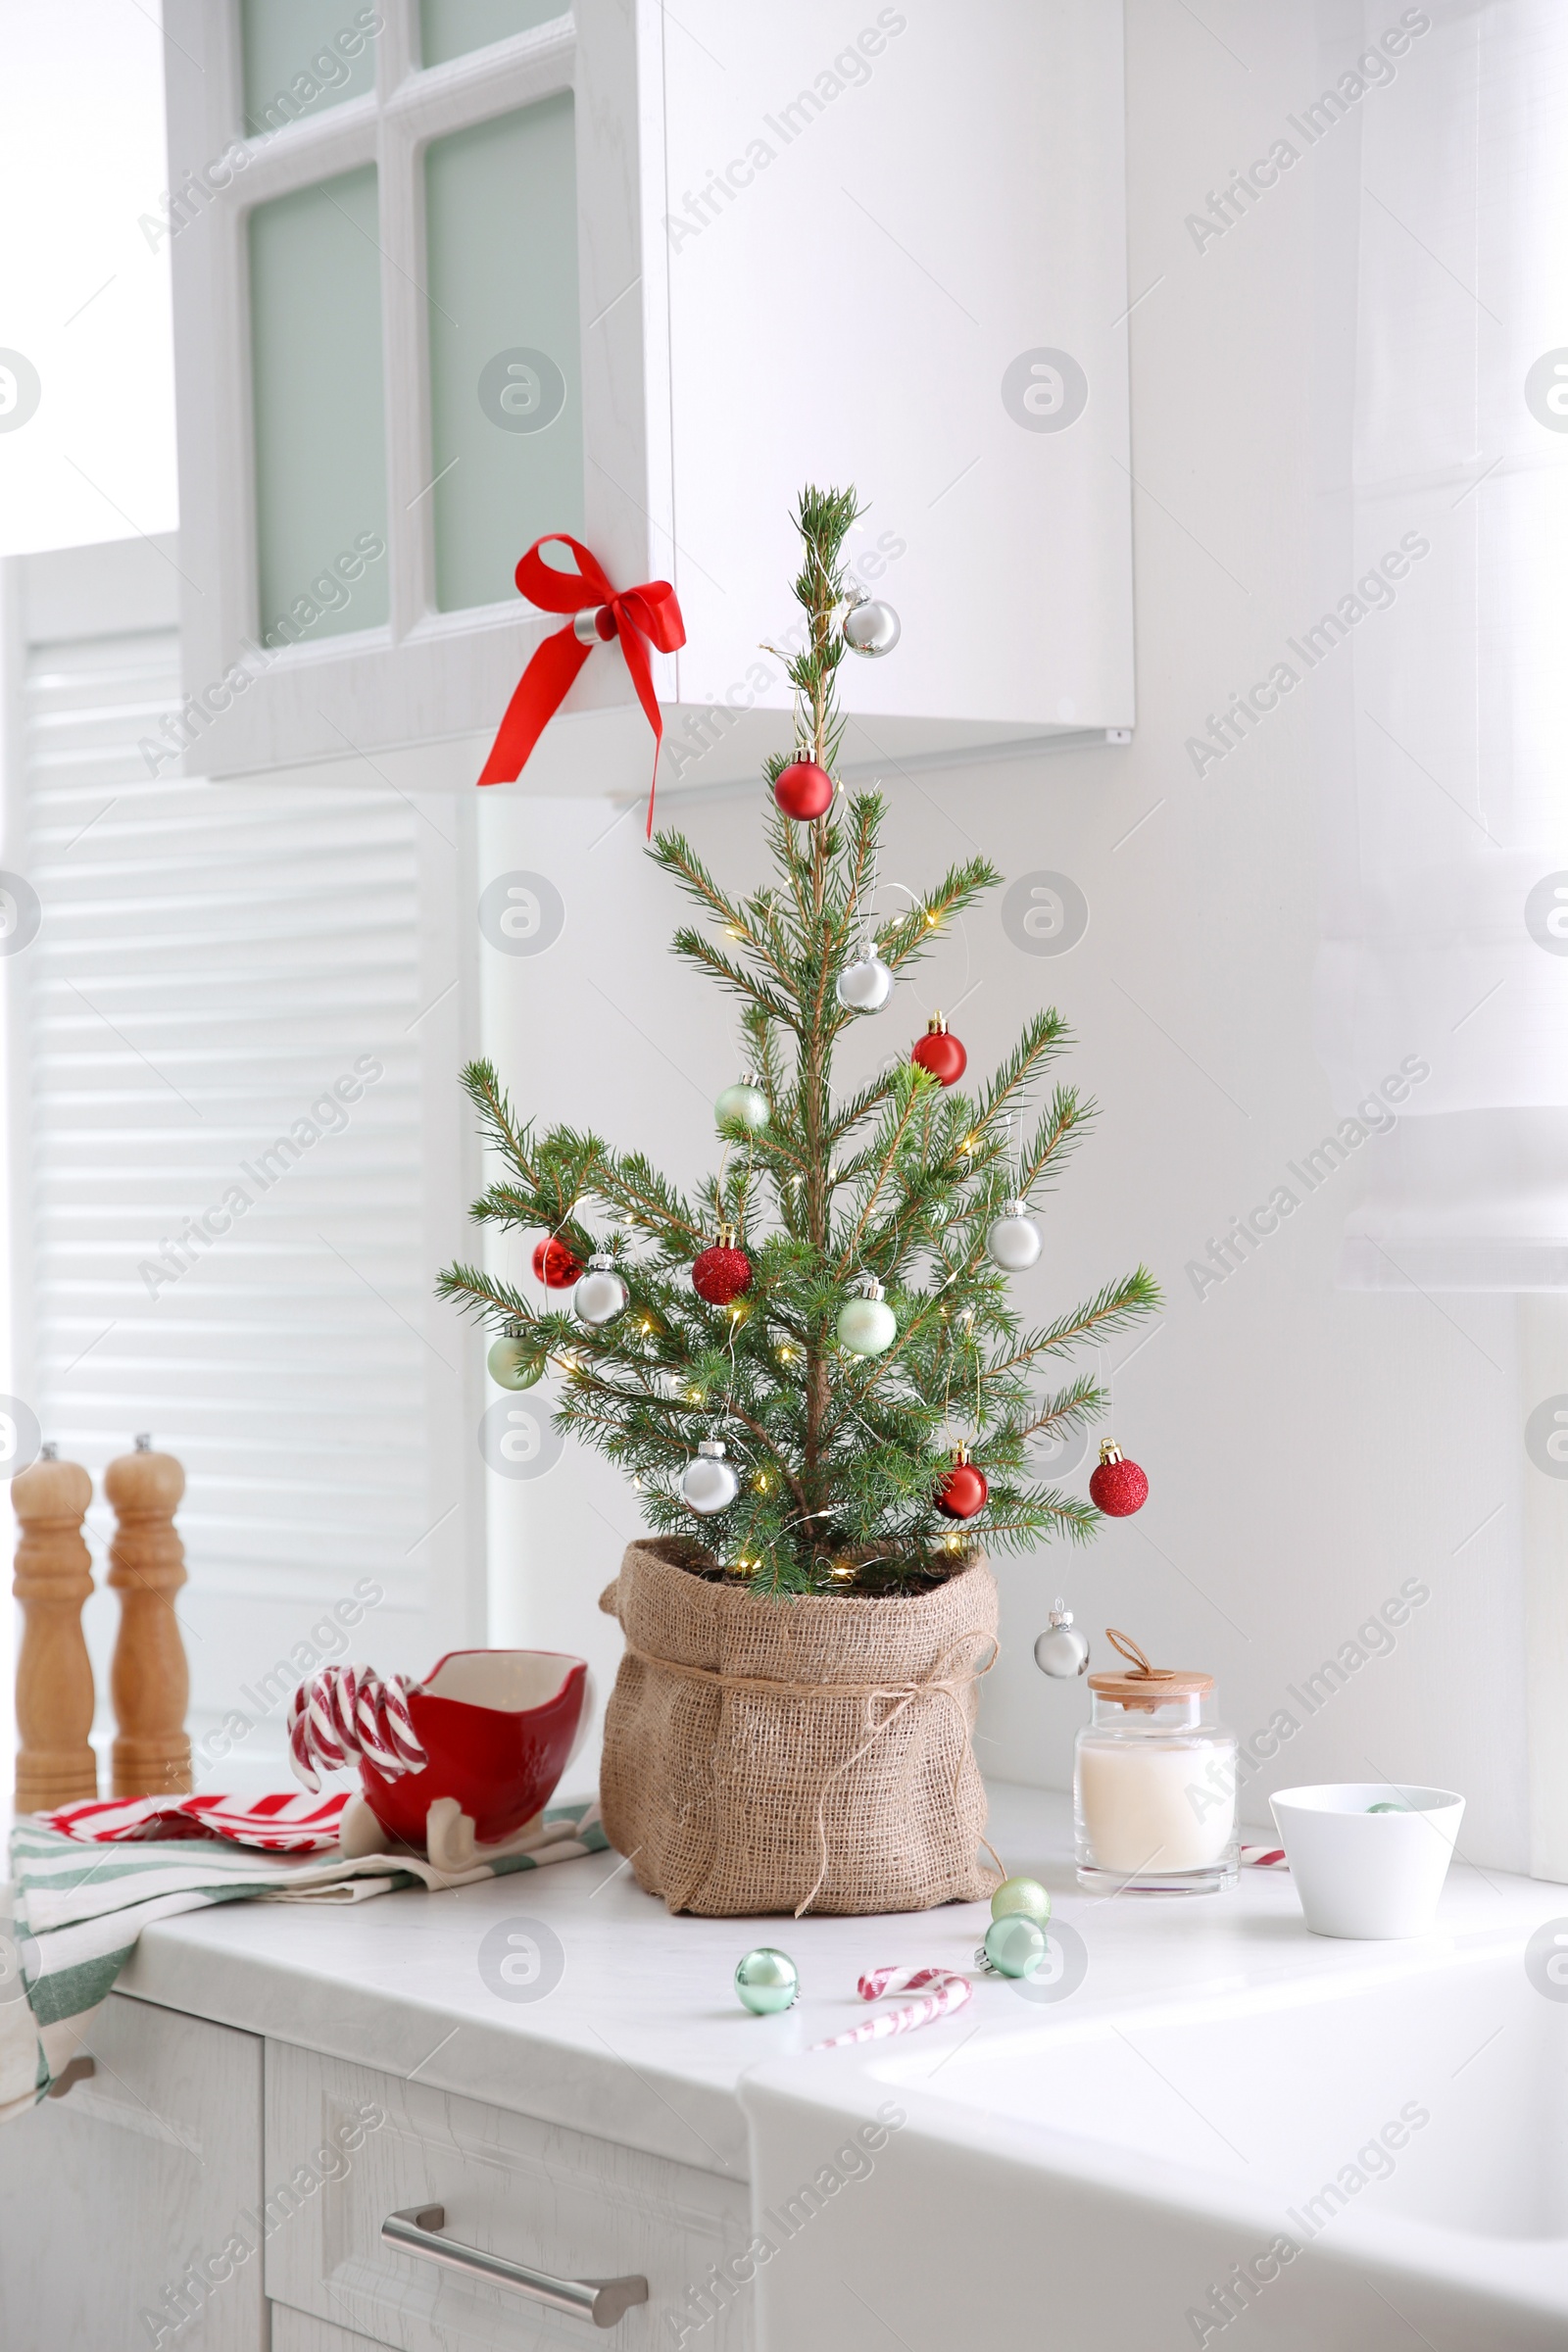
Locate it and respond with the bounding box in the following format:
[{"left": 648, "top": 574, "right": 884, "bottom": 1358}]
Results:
[
  {"left": 1034, "top": 1603, "right": 1090, "bottom": 1679},
  {"left": 573, "top": 1253, "right": 627, "bottom": 1326},
  {"left": 986, "top": 1200, "right": 1042, "bottom": 1272},
  {"left": 837, "top": 952, "right": 894, "bottom": 1012},
  {"left": 843, "top": 597, "right": 901, "bottom": 658},
  {"left": 682, "top": 1438, "right": 738, "bottom": 1515}
]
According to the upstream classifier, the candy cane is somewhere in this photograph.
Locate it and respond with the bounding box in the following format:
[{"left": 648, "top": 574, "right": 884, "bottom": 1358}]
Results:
[
  {"left": 287, "top": 1666, "right": 426, "bottom": 1792},
  {"left": 808, "top": 1965, "right": 972, "bottom": 2051}
]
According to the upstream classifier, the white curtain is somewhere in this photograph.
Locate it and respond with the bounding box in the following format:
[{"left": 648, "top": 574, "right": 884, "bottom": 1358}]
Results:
[{"left": 1314, "top": 0, "right": 1568, "bottom": 1288}]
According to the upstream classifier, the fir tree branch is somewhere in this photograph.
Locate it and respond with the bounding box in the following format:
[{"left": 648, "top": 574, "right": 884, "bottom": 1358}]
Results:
[
  {"left": 652, "top": 830, "right": 805, "bottom": 1004},
  {"left": 998, "top": 1270, "right": 1164, "bottom": 1370},
  {"left": 435, "top": 1264, "right": 536, "bottom": 1330},
  {"left": 976, "top": 1494, "right": 1103, "bottom": 1547},
  {"left": 823, "top": 1068, "right": 906, "bottom": 1150},
  {"left": 872, "top": 858, "right": 1001, "bottom": 976},
  {"left": 667, "top": 926, "right": 797, "bottom": 1022},
  {"left": 835, "top": 1078, "right": 931, "bottom": 1273},
  {"left": 583, "top": 1153, "right": 707, "bottom": 1250},
  {"left": 458, "top": 1060, "right": 537, "bottom": 1179}
]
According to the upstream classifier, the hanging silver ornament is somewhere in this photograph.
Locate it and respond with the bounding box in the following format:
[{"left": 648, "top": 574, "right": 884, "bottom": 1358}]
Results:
[
  {"left": 986, "top": 1198, "right": 1042, "bottom": 1272},
  {"left": 573, "top": 1252, "right": 628, "bottom": 1327},
  {"left": 837, "top": 949, "right": 894, "bottom": 1012},
  {"left": 1034, "top": 1601, "right": 1090, "bottom": 1679},
  {"left": 682, "top": 1437, "right": 738, "bottom": 1515},
  {"left": 842, "top": 592, "right": 901, "bottom": 659},
  {"left": 836, "top": 1274, "right": 897, "bottom": 1357}
]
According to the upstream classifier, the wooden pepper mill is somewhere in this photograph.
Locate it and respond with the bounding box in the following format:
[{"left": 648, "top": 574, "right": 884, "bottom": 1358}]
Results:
[
  {"left": 105, "top": 1435, "right": 192, "bottom": 1798},
  {"left": 13, "top": 1445, "right": 99, "bottom": 1813}
]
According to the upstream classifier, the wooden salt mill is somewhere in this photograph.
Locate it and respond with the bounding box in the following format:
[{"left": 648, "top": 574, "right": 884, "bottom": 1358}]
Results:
[
  {"left": 12, "top": 1446, "right": 99, "bottom": 1812},
  {"left": 105, "top": 1435, "right": 191, "bottom": 1798}
]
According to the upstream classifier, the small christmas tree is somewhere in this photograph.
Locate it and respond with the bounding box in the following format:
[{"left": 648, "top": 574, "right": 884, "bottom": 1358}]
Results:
[{"left": 439, "top": 486, "right": 1158, "bottom": 1595}]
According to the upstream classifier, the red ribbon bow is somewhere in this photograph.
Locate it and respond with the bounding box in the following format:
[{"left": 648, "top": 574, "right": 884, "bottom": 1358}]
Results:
[{"left": 477, "top": 535, "right": 685, "bottom": 836}]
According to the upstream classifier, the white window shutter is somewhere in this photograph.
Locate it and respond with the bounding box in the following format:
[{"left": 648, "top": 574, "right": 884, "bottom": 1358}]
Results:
[{"left": 1, "top": 536, "right": 484, "bottom": 1787}]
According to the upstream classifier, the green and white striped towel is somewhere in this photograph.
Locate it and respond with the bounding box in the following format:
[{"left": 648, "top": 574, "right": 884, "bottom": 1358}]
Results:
[{"left": 0, "top": 1795, "right": 608, "bottom": 2126}]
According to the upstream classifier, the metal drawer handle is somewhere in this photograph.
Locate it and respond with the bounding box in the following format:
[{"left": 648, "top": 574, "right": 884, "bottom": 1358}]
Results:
[{"left": 381, "top": 2204, "right": 648, "bottom": 2328}]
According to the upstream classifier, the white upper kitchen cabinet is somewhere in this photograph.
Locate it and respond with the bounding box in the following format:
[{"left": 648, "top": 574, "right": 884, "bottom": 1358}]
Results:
[{"left": 162, "top": 0, "right": 1133, "bottom": 799}]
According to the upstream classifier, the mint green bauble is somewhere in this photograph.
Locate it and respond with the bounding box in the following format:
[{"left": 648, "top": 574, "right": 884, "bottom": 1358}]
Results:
[
  {"left": 1366, "top": 1801, "right": 1409, "bottom": 1813},
  {"left": 487, "top": 1335, "right": 543, "bottom": 1390},
  {"left": 836, "top": 1277, "right": 896, "bottom": 1356},
  {"left": 982, "top": 1913, "right": 1048, "bottom": 1980},
  {"left": 715, "top": 1082, "right": 769, "bottom": 1133},
  {"left": 990, "top": 1876, "right": 1052, "bottom": 1929},
  {"left": 735, "top": 1946, "right": 799, "bottom": 2015}
]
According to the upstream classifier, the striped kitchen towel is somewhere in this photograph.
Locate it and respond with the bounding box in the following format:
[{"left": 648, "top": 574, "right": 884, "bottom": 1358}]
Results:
[
  {"left": 40, "top": 1788, "right": 355, "bottom": 1852},
  {"left": 0, "top": 1792, "right": 608, "bottom": 2127}
]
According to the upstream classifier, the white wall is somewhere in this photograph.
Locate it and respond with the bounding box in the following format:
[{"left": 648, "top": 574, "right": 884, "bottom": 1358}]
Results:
[
  {"left": 0, "top": 0, "right": 176, "bottom": 558},
  {"left": 475, "top": 0, "right": 1528, "bottom": 1868}
]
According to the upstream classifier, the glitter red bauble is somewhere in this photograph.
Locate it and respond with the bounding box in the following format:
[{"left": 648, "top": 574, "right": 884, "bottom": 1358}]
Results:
[
  {"left": 910, "top": 1018, "right": 966, "bottom": 1087},
  {"left": 773, "top": 759, "right": 834, "bottom": 821},
  {"left": 1089, "top": 1445, "right": 1149, "bottom": 1517},
  {"left": 935, "top": 1458, "right": 988, "bottom": 1520},
  {"left": 691, "top": 1243, "right": 753, "bottom": 1306},
  {"left": 532, "top": 1236, "right": 582, "bottom": 1289}
]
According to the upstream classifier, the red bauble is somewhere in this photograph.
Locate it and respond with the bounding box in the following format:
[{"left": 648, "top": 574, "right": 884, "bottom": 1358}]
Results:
[
  {"left": 910, "top": 1013, "right": 966, "bottom": 1087},
  {"left": 773, "top": 759, "right": 834, "bottom": 821},
  {"left": 935, "top": 1449, "right": 988, "bottom": 1521},
  {"left": 691, "top": 1237, "right": 753, "bottom": 1306},
  {"left": 532, "top": 1236, "right": 583, "bottom": 1289},
  {"left": 1089, "top": 1442, "right": 1149, "bottom": 1518}
]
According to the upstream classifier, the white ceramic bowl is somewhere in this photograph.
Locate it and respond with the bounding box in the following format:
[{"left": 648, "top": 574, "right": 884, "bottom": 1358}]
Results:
[{"left": 1270, "top": 1782, "right": 1465, "bottom": 1939}]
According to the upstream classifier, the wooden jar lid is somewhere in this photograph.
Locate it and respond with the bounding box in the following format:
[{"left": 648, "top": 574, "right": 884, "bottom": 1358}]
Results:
[{"left": 1087, "top": 1627, "right": 1212, "bottom": 1708}]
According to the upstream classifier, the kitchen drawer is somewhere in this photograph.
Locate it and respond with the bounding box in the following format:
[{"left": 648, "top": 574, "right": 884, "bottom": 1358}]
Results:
[
  {"left": 271, "top": 2309, "right": 386, "bottom": 2351},
  {"left": 265, "top": 2041, "right": 755, "bottom": 2350},
  {"left": 0, "top": 1992, "right": 265, "bottom": 2351}
]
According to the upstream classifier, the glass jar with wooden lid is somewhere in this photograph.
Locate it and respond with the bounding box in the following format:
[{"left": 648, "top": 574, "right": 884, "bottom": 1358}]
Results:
[{"left": 1074, "top": 1629, "right": 1238, "bottom": 1893}]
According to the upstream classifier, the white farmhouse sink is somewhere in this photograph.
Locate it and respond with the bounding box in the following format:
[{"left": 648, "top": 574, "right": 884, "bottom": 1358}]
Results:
[
  {"left": 744, "top": 1934, "right": 1568, "bottom": 2351},
  {"left": 913, "top": 1945, "right": 1568, "bottom": 2242}
]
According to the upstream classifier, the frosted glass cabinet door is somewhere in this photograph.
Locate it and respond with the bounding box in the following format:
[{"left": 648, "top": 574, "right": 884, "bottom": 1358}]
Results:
[
  {"left": 240, "top": 0, "right": 380, "bottom": 135},
  {"left": 424, "top": 94, "right": 583, "bottom": 612},
  {"left": 420, "top": 0, "right": 569, "bottom": 68},
  {"left": 248, "top": 166, "right": 390, "bottom": 645}
]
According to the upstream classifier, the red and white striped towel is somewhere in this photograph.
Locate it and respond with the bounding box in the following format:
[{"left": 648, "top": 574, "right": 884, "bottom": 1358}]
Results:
[
  {"left": 1242, "top": 1843, "right": 1288, "bottom": 1868},
  {"left": 41, "top": 1790, "right": 351, "bottom": 1854}
]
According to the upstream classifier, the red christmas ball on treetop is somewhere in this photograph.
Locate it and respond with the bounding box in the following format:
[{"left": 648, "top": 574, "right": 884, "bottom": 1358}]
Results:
[
  {"left": 911, "top": 1012, "right": 966, "bottom": 1087},
  {"left": 935, "top": 1444, "right": 988, "bottom": 1521},
  {"left": 532, "top": 1235, "right": 583, "bottom": 1289},
  {"left": 773, "top": 758, "right": 834, "bottom": 822},
  {"left": 1089, "top": 1441, "right": 1149, "bottom": 1518},
  {"left": 691, "top": 1224, "right": 753, "bottom": 1306}
]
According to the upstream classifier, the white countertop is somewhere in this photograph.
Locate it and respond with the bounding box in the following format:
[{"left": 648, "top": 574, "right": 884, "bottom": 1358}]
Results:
[{"left": 109, "top": 1782, "right": 1568, "bottom": 2183}]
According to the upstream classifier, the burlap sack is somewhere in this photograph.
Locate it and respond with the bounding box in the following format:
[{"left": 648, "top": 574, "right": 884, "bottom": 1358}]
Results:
[{"left": 598, "top": 1537, "right": 1002, "bottom": 1917}]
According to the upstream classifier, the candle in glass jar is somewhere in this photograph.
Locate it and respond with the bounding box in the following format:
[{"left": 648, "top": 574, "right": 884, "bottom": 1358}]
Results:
[
  {"left": 1073, "top": 1629, "right": 1239, "bottom": 1893},
  {"left": 1077, "top": 1735, "right": 1236, "bottom": 1871}
]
